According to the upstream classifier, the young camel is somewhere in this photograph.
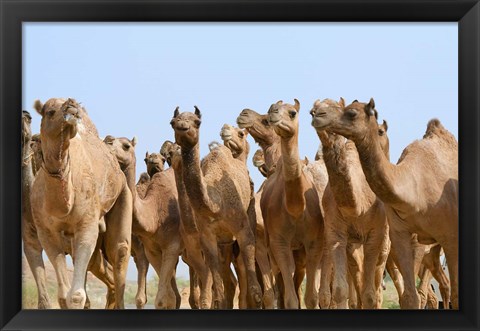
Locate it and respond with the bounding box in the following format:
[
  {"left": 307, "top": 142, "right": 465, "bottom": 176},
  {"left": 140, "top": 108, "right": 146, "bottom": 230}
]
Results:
[
  {"left": 261, "top": 99, "right": 325, "bottom": 309},
  {"left": 312, "top": 98, "right": 458, "bottom": 309},
  {"left": 310, "top": 98, "right": 390, "bottom": 309},
  {"left": 236, "top": 108, "right": 309, "bottom": 308},
  {"left": 31, "top": 98, "right": 132, "bottom": 309},
  {"left": 171, "top": 106, "right": 262, "bottom": 309},
  {"left": 220, "top": 124, "right": 275, "bottom": 309},
  {"left": 103, "top": 135, "right": 183, "bottom": 309}
]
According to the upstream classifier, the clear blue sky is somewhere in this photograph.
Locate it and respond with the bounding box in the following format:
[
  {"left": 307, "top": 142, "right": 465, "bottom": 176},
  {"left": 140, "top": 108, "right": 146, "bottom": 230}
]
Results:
[{"left": 23, "top": 23, "right": 458, "bottom": 281}]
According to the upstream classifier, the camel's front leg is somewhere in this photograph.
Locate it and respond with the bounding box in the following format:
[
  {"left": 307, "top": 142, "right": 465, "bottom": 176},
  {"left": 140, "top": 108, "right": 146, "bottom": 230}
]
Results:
[
  {"left": 387, "top": 209, "right": 419, "bottom": 309},
  {"left": 104, "top": 186, "right": 132, "bottom": 309},
  {"left": 374, "top": 233, "right": 390, "bottom": 309},
  {"left": 254, "top": 237, "right": 275, "bottom": 309},
  {"left": 303, "top": 236, "right": 322, "bottom": 309},
  {"left": 200, "top": 229, "right": 225, "bottom": 309},
  {"left": 233, "top": 251, "right": 248, "bottom": 309},
  {"left": 346, "top": 243, "right": 363, "bottom": 309},
  {"left": 154, "top": 245, "right": 181, "bottom": 309},
  {"left": 362, "top": 231, "right": 386, "bottom": 309},
  {"left": 23, "top": 224, "right": 51, "bottom": 309},
  {"left": 269, "top": 237, "right": 298, "bottom": 309},
  {"left": 36, "top": 225, "right": 71, "bottom": 308},
  {"left": 218, "top": 243, "right": 237, "bottom": 309},
  {"left": 87, "top": 243, "right": 116, "bottom": 309},
  {"left": 131, "top": 235, "right": 149, "bottom": 309},
  {"left": 385, "top": 254, "right": 404, "bottom": 298},
  {"left": 68, "top": 222, "right": 99, "bottom": 309}
]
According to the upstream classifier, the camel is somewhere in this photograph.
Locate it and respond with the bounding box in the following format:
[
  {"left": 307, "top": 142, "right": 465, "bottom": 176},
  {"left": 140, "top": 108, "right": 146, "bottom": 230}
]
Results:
[
  {"left": 160, "top": 140, "right": 175, "bottom": 167},
  {"left": 136, "top": 172, "right": 151, "bottom": 199},
  {"left": 259, "top": 99, "right": 325, "bottom": 309},
  {"left": 170, "top": 106, "right": 262, "bottom": 309},
  {"left": 310, "top": 98, "right": 390, "bottom": 309},
  {"left": 236, "top": 108, "right": 309, "bottom": 308},
  {"left": 103, "top": 135, "right": 183, "bottom": 309},
  {"left": 31, "top": 98, "right": 132, "bottom": 309},
  {"left": 252, "top": 149, "right": 269, "bottom": 178},
  {"left": 144, "top": 151, "right": 166, "bottom": 176},
  {"left": 22, "top": 110, "right": 52, "bottom": 309},
  {"left": 311, "top": 98, "right": 458, "bottom": 309},
  {"left": 220, "top": 124, "right": 275, "bottom": 309}
]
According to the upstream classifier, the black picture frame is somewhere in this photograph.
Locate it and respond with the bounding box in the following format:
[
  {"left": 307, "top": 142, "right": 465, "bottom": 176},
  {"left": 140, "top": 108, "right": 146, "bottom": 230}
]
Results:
[{"left": 1, "top": 0, "right": 478, "bottom": 330}]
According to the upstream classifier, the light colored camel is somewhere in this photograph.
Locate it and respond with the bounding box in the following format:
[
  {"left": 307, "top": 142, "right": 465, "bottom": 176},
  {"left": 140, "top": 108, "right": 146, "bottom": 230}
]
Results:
[
  {"left": 144, "top": 151, "right": 166, "bottom": 176},
  {"left": 311, "top": 98, "right": 390, "bottom": 309},
  {"left": 252, "top": 149, "right": 269, "bottom": 178},
  {"left": 236, "top": 108, "right": 308, "bottom": 308},
  {"left": 311, "top": 98, "right": 458, "bottom": 309},
  {"left": 31, "top": 98, "right": 132, "bottom": 309},
  {"left": 22, "top": 110, "right": 52, "bottom": 309},
  {"left": 220, "top": 124, "right": 275, "bottom": 309},
  {"left": 171, "top": 106, "right": 262, "bottom": 309},
  {"left": 260, "top": 99, "right": 325, "bottom": 309},
  {"left": 103, "top": 135, "right": 183, "bottom": 309}
]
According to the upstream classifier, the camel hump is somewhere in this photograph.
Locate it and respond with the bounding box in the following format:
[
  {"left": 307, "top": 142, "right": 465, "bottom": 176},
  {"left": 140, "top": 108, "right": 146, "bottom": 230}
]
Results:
[{"left": 423, "top": 118, "right": 445, "bottom": 138}]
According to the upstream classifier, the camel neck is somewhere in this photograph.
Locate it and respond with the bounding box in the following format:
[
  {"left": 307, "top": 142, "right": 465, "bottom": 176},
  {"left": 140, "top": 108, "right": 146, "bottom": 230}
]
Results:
[
  {"left": 262, "top": 141, "right": 281, "bottom": 171},
  {"left": 122, "top": 161, "right": 137, "bottom": 197},
  {"left": 171, "top": 160, "right": 198, "bottom": 234},
  {"left": 279, "top": 133, "right": 306, "bottom": 217},
  {"left": 353, "top": 130, "right": 402, "bottom": 207},
  {"left": 181, "top": 144, "right": 220, "bottom": 217},
  {"left": 22, "top": 140, "right": 35, "bottom": 200},
  {"left": 322, "top": 137, "right": 376, "bottom": 217}
]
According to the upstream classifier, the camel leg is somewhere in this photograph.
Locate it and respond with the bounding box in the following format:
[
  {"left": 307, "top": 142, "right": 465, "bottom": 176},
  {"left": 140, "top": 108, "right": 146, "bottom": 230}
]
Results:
[
  {"left": 218, "top": 243, "right": 236, "bottom": 309},
  {"left": 234, "top": 251, "right": 248, "bottom": 309},
  {"left": 232, "top": 223, "right": 262, "bottom": 309},
  {"left": 304, "top": 240, "right": 322, "bottom": 309},
  {"left": 87, "top": 246, "right": 116, "bottom": 309},
  {"left": 346, "top": 243, "right": 363, "bottom": 309},
  {"left": 255, "top": 239, "right": 275, "bottom": 309},
  {"left": 269, "top": 237, "right": 298, "bottom": 309},
  {"left": 187, "top": 266, "right": 200, "bottom": 309},
  {"left": 23, "top": 231, "right": 51, "bottom": 309},
  {"left": 417, "top": 264, "right": 432, "bottom": 308},
  {"left": 152, "top": 245, "right": 180, "bottom": 309},
  {"left": 131, "top": 235, "right": 149, "bottom": 309},
  {"left": 387, "top": 210, "right": 419, "bottom": 309},
  {"left": 293, "top": 249, "right": 306, "bottom": 308},
  {"left": 36, "top": 226, "right": 71, "bottom": 308},
  {"left": 442, "top": 243, "right": 458, "bottom": 309},
  {"left": 68, "top": 222, "right": 99, "bottom": 309},
  {"left": 171, "top": 268, "right": 181, "bottom": 309},
  {"left": 423, "top": 245, "right": 450, "bottom": 309},
  {"left": 183, "top": 237, "right": 212, "bottom": 309},
  {"left": 362, "top": 232, "right": 385, "bottom": 309},
  {"left": 104, "top": 186, "right": 132, "bottom": 309},
  {"left": 385, "top": 253, "right": 404, "bottom": 298},
  {"left": 200, "top": 230, "right": 225, "bottom": 309}
]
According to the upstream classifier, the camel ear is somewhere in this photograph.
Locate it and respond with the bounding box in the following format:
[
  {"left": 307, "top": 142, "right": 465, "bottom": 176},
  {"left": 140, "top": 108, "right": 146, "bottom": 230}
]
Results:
[
  {"left": 131, "top": 136, "right": 137, "bottom": 147},
  {"left": 33, "top": 100, "right": 44, "bottom": 116},
  {"left": 173, "top": 106, "right": 180, "bottom": 118},
  {"left": 145, "top": 151, "right": 149, "bottom": 158},
  {"left": 194, "top": 105, "right": 202, "bottom": 119},
  {"left": 365, "top": 98, "right": 376, "bottom": 117},
  {"left": 276, "top": 100, "right": 283, "bottom": 106},
  {"left": 383, "top": 120, "right": 388, "bottom": 132},
  {"left": 339, "top": 97, "right": 345, "bottom": 108},
  {"left": 293, "top": 99, "right": 300, "bottom": 112}
]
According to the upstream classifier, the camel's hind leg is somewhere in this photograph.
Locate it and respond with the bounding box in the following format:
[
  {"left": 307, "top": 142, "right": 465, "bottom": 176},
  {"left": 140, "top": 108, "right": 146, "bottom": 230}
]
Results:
[
  {"left": 385, "top": 254, "right": 404, "bottom": 297},
  {"left": 233, "top": 251, "right": 248, "bottom": 309},
  {"left": 23, "top": 226, "right": 51, "bottom": 309},
  {"left": 255, "top": 238, "right": 275, "bottom": 309},
  {"left": 200, "top": 229, "right": 225, "bottom": 309},
  {"left": 131, "top": 235, "right": 149, "bottom": 309},
  {"left": 269, "top": 236, "right": 298, "bottom": 309},
  {"left": 87, "top": 243, "right": 116, "bottom": 309},
  {"left": 104, "top": 186, "right": 132, "bottom": 309},
  {"left": 183, "top": 236, "right": 212, "bottom": 309},
  {"left": 347, "top": 243, "right": 363, "bottom": 309},
  {"left": 423, "top": 245, "right": 450, "bottom": 309},
  {"left": 442, "top": 243, "right": 458, "bottom": 309}
]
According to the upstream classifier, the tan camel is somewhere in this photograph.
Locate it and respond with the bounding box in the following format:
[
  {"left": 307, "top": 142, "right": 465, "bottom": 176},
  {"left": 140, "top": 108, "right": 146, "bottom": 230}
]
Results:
[
  {"left": 103, "top": 135, "right": 154, "bottom": 309},
  {"left": 136, "top": 172, "right": 151, "bottom": 199},
  {"left": 252, "top": 149, "right": 269, "bottom": 178},
  {"left": 171, "top": 106, "right": 262, "bottom": 309},
  {"left": 144, "top": 151, "right": 166, "bottom": 176},
  {"left": 312, "top": 98, "right": 458, "bottom": 309},
  {"left": 103, "top": 135, "right": 183, "bottom": 309},
  {"left": 236, "top": 108, "right": 308, "bottom": 308},
  {"left": 220, "top": 124, "right": 275, "bottom": 309},
  {"left": 260, "top": 99, "right": 325, "bottom": 309},
  {"left": 31, "top": 98, "right": 132, "bottom": 309},
  {"left": 311, "top": 98, "right": 390, "bottom": 309},
  {"left": 22, "top": 110, "right": 52, "bottom": 309}
]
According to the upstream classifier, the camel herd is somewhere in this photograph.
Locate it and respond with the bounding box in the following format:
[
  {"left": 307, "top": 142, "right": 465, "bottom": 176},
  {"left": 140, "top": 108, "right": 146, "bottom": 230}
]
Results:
[{"left": 21, "top": 97, "right": 458, "bottom": 310}]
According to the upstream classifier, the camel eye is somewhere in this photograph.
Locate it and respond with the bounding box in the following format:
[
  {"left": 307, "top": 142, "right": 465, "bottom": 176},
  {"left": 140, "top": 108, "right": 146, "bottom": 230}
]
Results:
[
  {"left": 289, "top": 111, "right": 297, "bottom": 119},
  {"left": 123, "top": 144, "right": 130, "bottom": 150},
  {"left": 47, "top": 110, "right": 56, "bottom": 117},
  {"left": 346, "top": 109, "right": 357, "bottom": 118},
  {"left": 239, "top": 132, "right": 245, "bottom": 138},
  {"left": 378, "top": 129, "right": 385, "bottom": 136},
  {"left": 194, "top": 119, "right": 202, "bottom": 127},
  {"left": 261, "top": 119, "right": 269, "bottom": 126}
]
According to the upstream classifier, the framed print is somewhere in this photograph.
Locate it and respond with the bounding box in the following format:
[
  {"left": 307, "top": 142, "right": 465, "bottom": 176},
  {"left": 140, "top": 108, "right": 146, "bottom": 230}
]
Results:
[{"left": 1, "top": 0, "right": 479, "bottom": 330}]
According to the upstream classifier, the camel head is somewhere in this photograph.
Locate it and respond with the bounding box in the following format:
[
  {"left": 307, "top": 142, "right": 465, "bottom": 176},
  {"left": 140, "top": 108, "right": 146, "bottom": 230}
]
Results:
[
  {"left": 252, "top": 149, "right": 268, "bottom": 178},
  {"left": 160, "top": 140, "right": 175, "bottom": 167},
  {"left": 144, "top": 152, "right": 166, "bottom": 177},
  {"left": 311, "top": 97, "right": 379, "bottom": 141},
  {"left": 236, "top": 109, "right": 279, "bottom": 147},
  {"left": 267, "top": 99, "right": 301, "bottom": 138},
  {"left": 170, "top": 106, "right": 202, "bottom": 150},
  {"left": 103, "top": 135, "right": 137, "bottom": 171},
  {"left": 220, "top": 124, "right": 250, "bottom": 159},
  {"left": 137, "top": 172, "right": 150, "bottom": 185},
  {"left": 166, "top": 143, "right": 182, "bottom": 170},
  {"left": 34, "top": 98, "right": 83, "bottom": 141},
  {"left": 22, "top": 110, "right": 33, "bottom": 147},
  {"left": 310, "top": 98, "right": 345, "bottom": 132},
  {"left": 378, "top": 120, "right": 390, "bottom": 160},
  {"left": 30, "top": 134, "right": 43, "bottom": 169}
]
